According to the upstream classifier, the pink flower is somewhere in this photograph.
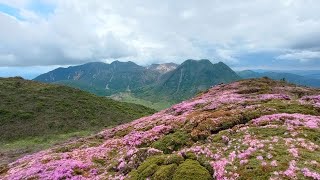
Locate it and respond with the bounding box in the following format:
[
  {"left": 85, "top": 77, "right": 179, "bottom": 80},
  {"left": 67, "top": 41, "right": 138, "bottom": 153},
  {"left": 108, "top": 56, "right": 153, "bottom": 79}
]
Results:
[
  {"left": 117, "top": 161, "right": 126, "bottom": 170},
  {"left": 256, "top": 156, "right": 264, "bottom": 160},
  {"left": 222, "top": 135, "right": 229, "bottom": 143},
  {"left": 288, "top": 148, "right": 299, "bottom": 158},
  {"left": 211, "top": 158, "right": 229, "bottom": 180},
  {"left": 270, "top": 160, "right": 278, "bottom": 167},
  {"left": 301, "top": 168, "right": 320, "bottom": 180},
  {"left": 283, "top": 160, "right": 298, "bottom": 178},
  {"left": 259, "top": 94, "right": 290, "bottom": 101},
  {"left": 228, "top": 151, "right": 236, "bottom": 162},
  {"left": 240, "top": 159, "right": 249, "bottom": 165}
]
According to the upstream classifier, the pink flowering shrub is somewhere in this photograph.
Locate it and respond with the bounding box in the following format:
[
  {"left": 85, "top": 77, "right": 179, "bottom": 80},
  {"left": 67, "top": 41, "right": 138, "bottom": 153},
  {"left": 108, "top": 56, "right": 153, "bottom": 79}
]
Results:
[
  {"left": 259, "top": 94, "right": 290, "bottom": 101},
  {"left": 301, "top": 95, "right": 320, "bottom": 108},
  {"left": 2, "top": 79, "right": 320, "bottom": 180},
  {"left": 252, "top": 113, "right": 320, "bottom": 129},
  {"left": 302, "top": 168, "right": 320, "bottom": 180}
]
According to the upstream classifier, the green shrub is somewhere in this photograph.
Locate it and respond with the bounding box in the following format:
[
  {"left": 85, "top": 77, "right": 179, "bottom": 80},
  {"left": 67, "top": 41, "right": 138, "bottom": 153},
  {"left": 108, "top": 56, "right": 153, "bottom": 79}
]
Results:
[
  {"left": 151, "top": 131, "right": 191, "bottom": 154},
  {"left": 127, "top": 170, "right": 139, "bottom": 180},
  {"left": 249, "top": 127, "right": 288, "bottom": 138},
  {"left": 140, "top": 164, "right": 159, "bottom": 179},
  {"left": 136, "top": 156, "right": 166, "bottom": 173},
  {"left": 183, "top": 152, "right": 197, "bottom": 160},
  {"left": 153, "top": 164, "right": 178, "bottom": 180},
  {"left": 164, "top": 154, "right": 184, "bottom": 165},
  {"left": 264, "top": 100, "right": 320, "bottom": 115},
  {"left": 172, "top": 159, "right": 211, "bottom": 180},
  {"left": 92, "top": 157, "right": 106, "bottom": 166}
]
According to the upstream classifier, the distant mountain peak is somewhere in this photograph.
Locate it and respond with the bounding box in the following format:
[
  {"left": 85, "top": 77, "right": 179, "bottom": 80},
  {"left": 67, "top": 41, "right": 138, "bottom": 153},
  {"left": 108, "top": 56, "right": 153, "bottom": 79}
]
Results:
[
  {"left": 147, "top": 63, "right": 178, "bottom": 74},
  {"left": 182, "top": 59, "right": 212, "bottom": 65},
  {"left": 111, "top": 60, "right": 139, "bottom": 66}
]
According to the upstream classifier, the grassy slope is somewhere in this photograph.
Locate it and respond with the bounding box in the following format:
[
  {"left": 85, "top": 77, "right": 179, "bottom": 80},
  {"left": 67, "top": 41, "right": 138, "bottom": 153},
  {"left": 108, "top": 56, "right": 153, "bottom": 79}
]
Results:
[
  {"left": 0, "top": 77, "right": 155, "bottom": 164},
  {"left": 109, "top": 92, "right": 172, "bottom": 111}
]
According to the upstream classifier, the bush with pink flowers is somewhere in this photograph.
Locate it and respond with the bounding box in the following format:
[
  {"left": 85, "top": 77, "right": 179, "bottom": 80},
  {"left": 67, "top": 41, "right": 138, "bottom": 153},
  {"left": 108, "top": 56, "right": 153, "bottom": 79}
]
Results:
[{"left": 1, "top": 78, "right": 320, "bottom": 180}]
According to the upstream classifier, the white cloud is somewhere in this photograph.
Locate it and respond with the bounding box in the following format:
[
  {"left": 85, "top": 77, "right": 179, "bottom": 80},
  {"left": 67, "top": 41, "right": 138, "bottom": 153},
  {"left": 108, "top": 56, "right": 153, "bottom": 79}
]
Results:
[
  {"left": 0, "top": 0, "right": 320, "bottom": 67},
  {"left": 277, "top": 50, "right": 320, "bottom": 61}
]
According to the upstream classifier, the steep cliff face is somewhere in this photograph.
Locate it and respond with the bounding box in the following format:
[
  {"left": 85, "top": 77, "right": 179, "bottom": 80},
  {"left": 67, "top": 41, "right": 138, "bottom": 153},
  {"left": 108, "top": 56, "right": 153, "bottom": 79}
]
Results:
[{"left": 2, "top": 78, "right": 320, "bottom": 180}]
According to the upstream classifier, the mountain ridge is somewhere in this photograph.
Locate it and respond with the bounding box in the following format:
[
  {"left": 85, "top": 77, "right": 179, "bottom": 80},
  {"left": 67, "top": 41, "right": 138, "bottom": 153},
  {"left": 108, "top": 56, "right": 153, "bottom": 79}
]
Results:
[{"left": 34, "top": 60, "right": 241, "bottom": 109}]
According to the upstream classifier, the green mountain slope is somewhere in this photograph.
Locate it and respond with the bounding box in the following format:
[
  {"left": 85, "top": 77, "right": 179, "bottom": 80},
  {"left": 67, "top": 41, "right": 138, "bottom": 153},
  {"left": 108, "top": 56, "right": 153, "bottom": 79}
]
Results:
[
  {"left": 34, "top": 61, "right": 159, "bottom": 96},
  {"left": 0, "top": 77, "right": 155, "bottom": 164},
  {"left": 134, "top": 60, "right": 241, "bottom": 103}
]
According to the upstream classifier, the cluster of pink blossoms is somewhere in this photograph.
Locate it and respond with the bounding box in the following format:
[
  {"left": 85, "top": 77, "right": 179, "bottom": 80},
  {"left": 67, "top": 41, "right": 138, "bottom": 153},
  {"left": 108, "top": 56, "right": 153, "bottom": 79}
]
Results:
[
  {"left": 252, "top": 113, "right": 320, "bottom": 129},
  {"left": 302, "top": 168, "right": 320, "bottom": 180},
  {"left": 301, "top": 95, "right": 320, "bottom": 108},
  {"left": 258, "top": 94, "right": 291, "bottom": 101}
]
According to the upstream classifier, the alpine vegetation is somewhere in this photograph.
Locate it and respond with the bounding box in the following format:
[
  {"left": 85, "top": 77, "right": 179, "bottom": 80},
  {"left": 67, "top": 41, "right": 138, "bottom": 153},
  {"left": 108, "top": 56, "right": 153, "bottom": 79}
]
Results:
[{"left": 1, "top": 78, "right": 320, "bottom": 180}]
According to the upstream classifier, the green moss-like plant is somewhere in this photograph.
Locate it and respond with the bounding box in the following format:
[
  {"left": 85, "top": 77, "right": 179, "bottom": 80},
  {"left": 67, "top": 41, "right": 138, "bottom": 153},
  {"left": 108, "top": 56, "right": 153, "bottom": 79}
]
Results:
[
  {"left": 183, "top": 152, "right": 197, "bottom": 160},
  {"left": 92, "top": 157, "right": 106, "bottom": 166},
  {"left": 136, "top": 156, "right": 166, "bottom": 173},
  {"left": 140, "top": 164, "right": 159, "bottom": 179},
  {"left": 153, "top": 164, "right": 178, "bottom": 180},
  {"left": 164, "top": 154, "right": 184, "bottom": 165},
  {"left": 127, "top": 170, "right": 139, "bottom": 180},
  {"left": 172, "top": 159, "right": 211, "bottom": 180},
  {"left": 151, "top": 131, "right": 191, "bottom": 154},
  {"left": 264, "top": 100, "right": 320, "bottom": 115},
  {"left": 248, "top": 127, "right": 288, "bottom": 138},
  {"left": 298, "top": 128, "right": 320, "bottom": 144}
]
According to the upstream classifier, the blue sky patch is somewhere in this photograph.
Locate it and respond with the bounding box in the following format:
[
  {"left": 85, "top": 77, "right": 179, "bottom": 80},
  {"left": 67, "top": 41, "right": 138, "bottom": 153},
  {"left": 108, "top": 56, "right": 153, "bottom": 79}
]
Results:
[
  {"left": 0, "top": 3, "right": 24, "bottom": 20},
  {"left": 27, "top": 0, "right": 55, "bottom": 17}
]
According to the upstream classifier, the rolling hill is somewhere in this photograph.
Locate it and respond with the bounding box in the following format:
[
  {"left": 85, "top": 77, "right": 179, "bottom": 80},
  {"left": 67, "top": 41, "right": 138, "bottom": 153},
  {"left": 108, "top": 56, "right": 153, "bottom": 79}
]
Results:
[
  {"left": 0, "top": 77, "right": 155, "bottom": 165},
  {"left": 2, "top": 78, "right": 319, "bottom": 179}
]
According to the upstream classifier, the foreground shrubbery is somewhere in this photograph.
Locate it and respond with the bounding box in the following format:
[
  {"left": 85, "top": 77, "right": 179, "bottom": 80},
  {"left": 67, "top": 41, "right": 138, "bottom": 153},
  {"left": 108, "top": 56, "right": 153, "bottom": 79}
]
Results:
[{"left": 1, "top": 78, "right": 320, "bottom": 180}]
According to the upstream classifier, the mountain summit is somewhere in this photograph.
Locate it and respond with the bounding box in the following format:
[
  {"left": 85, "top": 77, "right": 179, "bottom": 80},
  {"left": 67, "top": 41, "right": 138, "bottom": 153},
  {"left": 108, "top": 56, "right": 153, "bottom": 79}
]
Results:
[{"left": 2, "top": 78, "right": 319, "bottom": 179}]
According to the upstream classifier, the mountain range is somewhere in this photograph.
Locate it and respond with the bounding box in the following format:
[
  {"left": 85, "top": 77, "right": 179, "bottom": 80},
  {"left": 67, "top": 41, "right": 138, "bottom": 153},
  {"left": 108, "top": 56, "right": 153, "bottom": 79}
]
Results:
[
  {"left": 237, "top": 70, "right": 320, "bottom": 88},
  {"left": 34, "top": 60, "right": 320, "bottom": 110},
  {"left": 34, "top": 60, "right": 241, "bottom": 109},
  {"left": 2, "top": 78, "right": 319, "bottom": 179}
]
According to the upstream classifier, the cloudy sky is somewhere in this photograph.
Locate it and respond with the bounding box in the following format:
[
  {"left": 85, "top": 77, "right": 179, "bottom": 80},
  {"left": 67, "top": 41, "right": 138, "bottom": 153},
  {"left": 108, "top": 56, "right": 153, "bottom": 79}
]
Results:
[{"left": 0, "top": 0, "right": 320, "bottom": 78}]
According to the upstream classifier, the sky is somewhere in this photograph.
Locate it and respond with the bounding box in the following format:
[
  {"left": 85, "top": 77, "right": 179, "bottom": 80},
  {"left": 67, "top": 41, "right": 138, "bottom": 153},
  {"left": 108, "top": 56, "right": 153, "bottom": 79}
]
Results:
[{"left": 0, "top": 0, "right": 320, "bottom": 79}]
